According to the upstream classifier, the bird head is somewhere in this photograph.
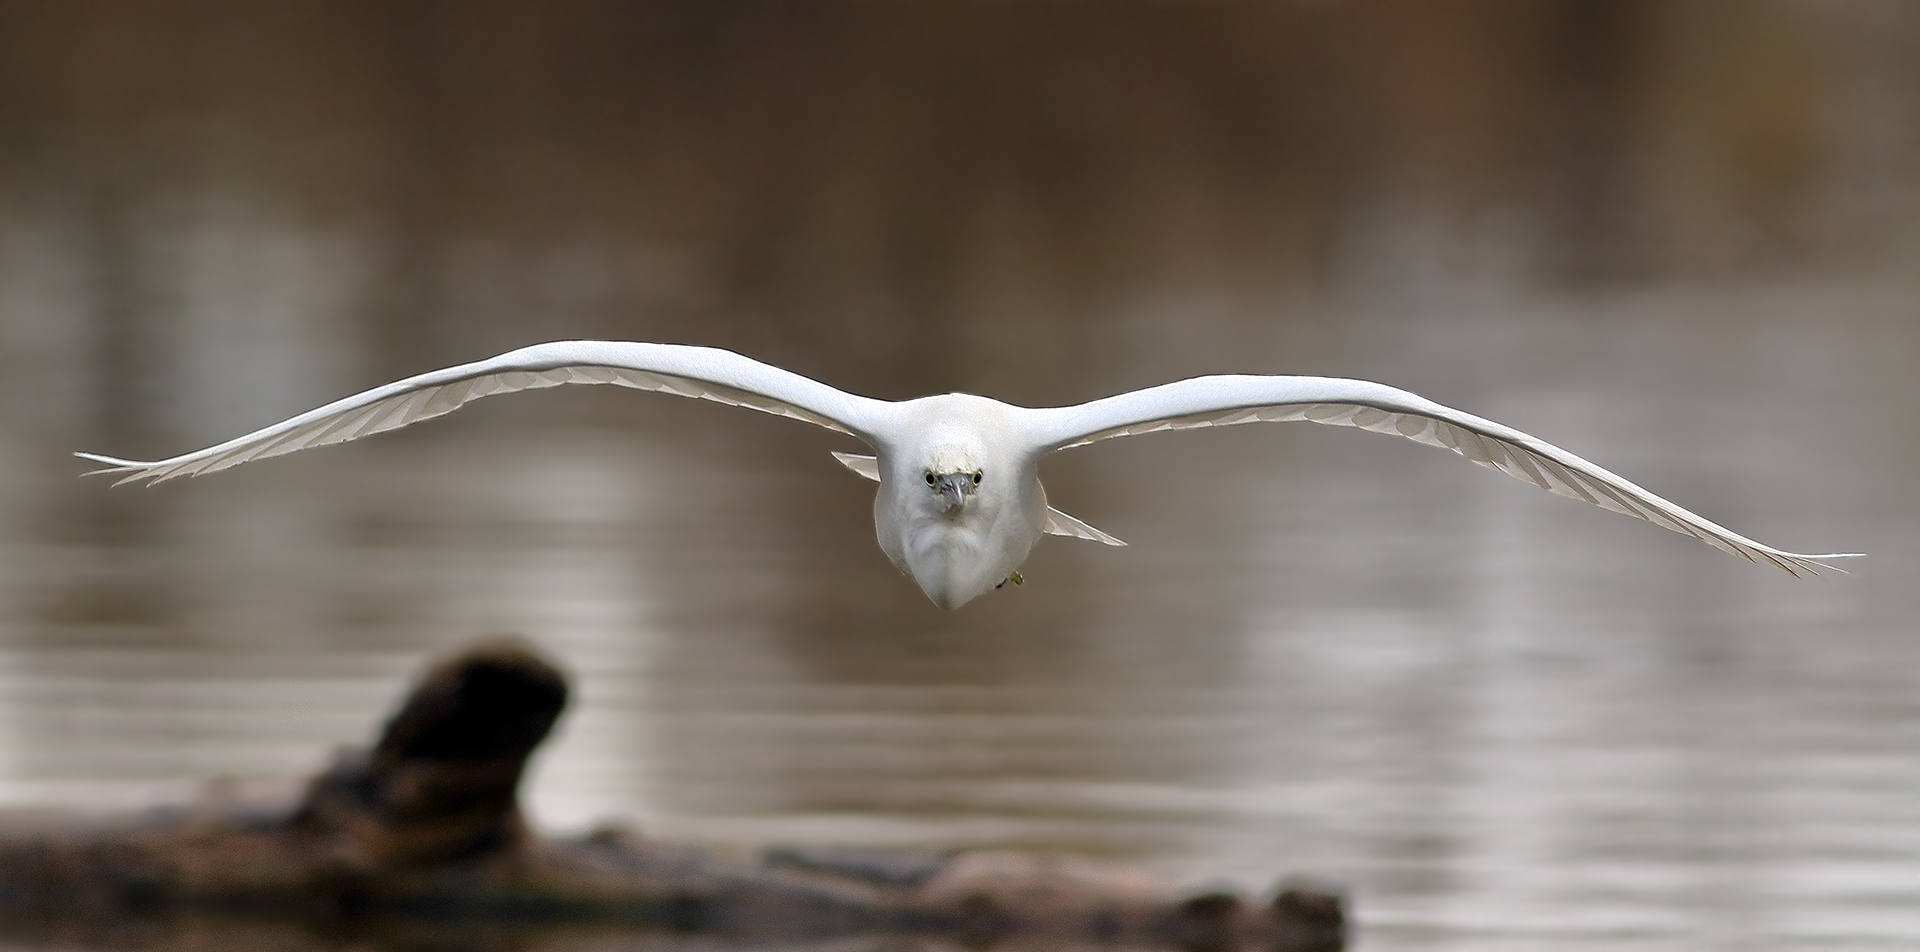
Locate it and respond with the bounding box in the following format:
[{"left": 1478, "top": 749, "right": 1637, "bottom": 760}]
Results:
[{"left": 922, "top": 443, "right": 984, "bottom": 513}]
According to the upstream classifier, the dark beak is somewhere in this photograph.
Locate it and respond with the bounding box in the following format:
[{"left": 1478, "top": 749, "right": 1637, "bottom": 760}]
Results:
[{"left": 934, "top": 472, "right": 974, "bottom": 510}]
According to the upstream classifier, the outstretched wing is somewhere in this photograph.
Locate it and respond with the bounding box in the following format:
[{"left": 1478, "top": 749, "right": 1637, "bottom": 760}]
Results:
[
  {"left": 1026, "top": 375, "right": 1859, "bottom": 576},
  {"left": 830, "top": 451, "right": 1126, "bottom": 546},
  {"left": 79, "top": 341, "right": 893, "bottom": 485}
]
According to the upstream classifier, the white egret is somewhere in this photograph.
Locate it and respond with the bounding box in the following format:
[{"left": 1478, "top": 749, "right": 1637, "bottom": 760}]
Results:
[{"left": 78, "top": 341, "right": 1859, "bottom": 609}]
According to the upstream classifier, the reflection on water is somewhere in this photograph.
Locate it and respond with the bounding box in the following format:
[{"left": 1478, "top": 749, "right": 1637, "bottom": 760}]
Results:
[{"left": 2, "top": 4, "right": 1919, "bottom": 950}]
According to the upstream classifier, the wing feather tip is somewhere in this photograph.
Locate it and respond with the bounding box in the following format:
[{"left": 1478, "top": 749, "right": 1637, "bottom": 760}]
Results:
[
  {"left": 76, "top": 451, "right": 197, "bottom": 486},
  {"left": 1797, "top": 552, "right": 1864, "bottom": 576},
  {"left": 74, "top": 451, "right": 138, "bottom": 468},
  {"left": 1749, "top": 550, "right": 1863, "bottom": 577},
  {"left": 75, "top": 451, "right": 155, "bottom": 484}
]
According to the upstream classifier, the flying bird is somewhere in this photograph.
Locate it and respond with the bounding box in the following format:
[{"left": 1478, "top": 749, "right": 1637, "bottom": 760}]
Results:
[{"left": 77, "top": 341, "right": 1859, "bottom": 609}]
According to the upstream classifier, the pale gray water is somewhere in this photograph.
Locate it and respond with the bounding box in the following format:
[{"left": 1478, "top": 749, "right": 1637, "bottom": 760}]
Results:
[
  {"left": 3, "top": 6, "right": 1920, "bottom": 948},
  {"left": 1, "top": 279, "right": 1915, "bottom": 951}
]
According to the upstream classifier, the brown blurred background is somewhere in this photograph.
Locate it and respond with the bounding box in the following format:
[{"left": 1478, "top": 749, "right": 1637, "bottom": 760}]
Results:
[
  {"left": 3, "top": 1, "right": 1916, "bottom": 441},
  {"left": 0, "top": 4, "right": 1917, "bottom": 950}
]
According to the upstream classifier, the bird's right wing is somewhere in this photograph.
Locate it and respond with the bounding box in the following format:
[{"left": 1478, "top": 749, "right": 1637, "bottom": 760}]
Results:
[
  {"left": 79, "top": 341, "right": 893, "bottom": 485},
  {"left": 1026, "top": 374, "right": 1858, "bottom": 576}
]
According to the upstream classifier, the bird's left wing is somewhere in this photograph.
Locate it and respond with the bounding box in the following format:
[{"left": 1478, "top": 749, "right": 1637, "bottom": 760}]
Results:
[
  {"left": 79, "top": 341, "right": 892, "bottom": 485},
  {"left": 1026, "top": 375, "right": 1858, "bottom": 576}
]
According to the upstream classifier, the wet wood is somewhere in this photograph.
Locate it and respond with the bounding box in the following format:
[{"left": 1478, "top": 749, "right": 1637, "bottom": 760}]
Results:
[{"left": 0, "top": 642, "right": 1343, "bottom": 951}]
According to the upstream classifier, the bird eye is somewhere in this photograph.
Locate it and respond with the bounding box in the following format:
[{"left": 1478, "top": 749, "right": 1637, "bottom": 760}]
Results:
[
  {"left": 925, "top": 472, "right": 936, "bottom": 486},
  {"left": 972, "top": 471, "right": 982, "bottom": 485}
]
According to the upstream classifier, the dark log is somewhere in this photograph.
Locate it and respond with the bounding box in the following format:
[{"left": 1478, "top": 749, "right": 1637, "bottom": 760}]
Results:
[{"left": 0, "top": 641, "right": 1343, "bottom": 951}]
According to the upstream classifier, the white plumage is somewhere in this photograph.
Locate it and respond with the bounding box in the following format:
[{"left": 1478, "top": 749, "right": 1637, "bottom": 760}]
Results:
[{"left": 78, "top": 340, "right": 1859, "bottom": 608}]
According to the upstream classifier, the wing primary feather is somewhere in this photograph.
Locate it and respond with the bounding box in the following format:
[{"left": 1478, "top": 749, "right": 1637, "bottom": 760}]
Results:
[
  {"left": 1030, "top": 373, "right": 1859, "bottom": 574},
  {"left": 75, "top": 341, "right": 891, "bottom": 485}
]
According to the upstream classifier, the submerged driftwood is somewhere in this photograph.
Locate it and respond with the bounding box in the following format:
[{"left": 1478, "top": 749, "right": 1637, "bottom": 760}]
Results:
[{"left": 0, "top": 642, "right": 1343, "bottom": 951}]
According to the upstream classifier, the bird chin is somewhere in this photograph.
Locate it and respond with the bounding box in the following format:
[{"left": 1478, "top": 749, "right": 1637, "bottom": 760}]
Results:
[
  {"left": 906, "top": 527, "right": 997, "bottom": 610},
  {"left": 920, "top": 584, "right": 979, "bottom": 611}
]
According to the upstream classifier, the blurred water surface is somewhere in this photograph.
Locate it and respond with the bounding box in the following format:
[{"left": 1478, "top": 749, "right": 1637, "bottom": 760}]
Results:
[
  {"left": 1, "top": 4, "right": 1919, "bottom": 951},
  {"left": 3, "top": 287, "right": 1915, "bottom": 952}
]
